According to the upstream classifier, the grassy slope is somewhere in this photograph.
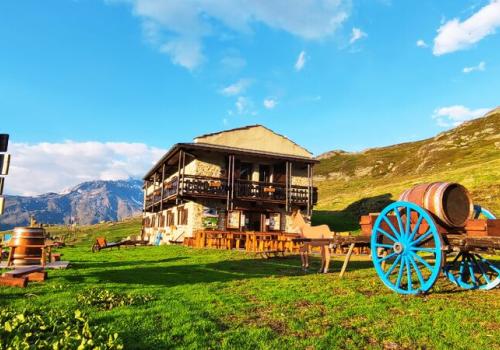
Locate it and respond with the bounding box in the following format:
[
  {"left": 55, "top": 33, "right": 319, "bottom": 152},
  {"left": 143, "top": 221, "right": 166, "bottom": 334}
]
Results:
[
  {"left": 313, "top": 109, "right": 500, "bottom": 231},
  {"left": 1, "top": 221, "right": 499, "bottom": 349}
]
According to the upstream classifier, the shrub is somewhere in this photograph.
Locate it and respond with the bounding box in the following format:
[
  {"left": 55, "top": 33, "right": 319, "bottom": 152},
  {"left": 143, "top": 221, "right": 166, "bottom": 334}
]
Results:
[
  {"left": 0, "top": 308, "right": 123, "bottom": 349},
  {"left": 77, "top": 288, "right": 154, "bottom": 311}
]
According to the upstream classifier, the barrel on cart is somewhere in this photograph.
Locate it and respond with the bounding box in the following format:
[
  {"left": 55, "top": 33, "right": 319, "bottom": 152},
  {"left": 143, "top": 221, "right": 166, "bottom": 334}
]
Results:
[{"left": 362, "top": 182, "right": 499, "bottom": 295}]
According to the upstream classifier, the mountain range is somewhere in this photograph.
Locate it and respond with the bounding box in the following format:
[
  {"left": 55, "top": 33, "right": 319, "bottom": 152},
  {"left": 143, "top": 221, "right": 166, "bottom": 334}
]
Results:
[{"left": 0, "top": 179, "right": 143, "bottom": 230}]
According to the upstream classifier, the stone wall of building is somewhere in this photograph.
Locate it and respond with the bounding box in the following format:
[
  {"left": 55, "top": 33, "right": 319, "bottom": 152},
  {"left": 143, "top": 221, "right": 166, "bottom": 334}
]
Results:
[
  {"left": 291, "top": 166, "right": 310, "bottom": 187},
  {"left": 193, "top": 154, "right": 225, "bottom": 177}
]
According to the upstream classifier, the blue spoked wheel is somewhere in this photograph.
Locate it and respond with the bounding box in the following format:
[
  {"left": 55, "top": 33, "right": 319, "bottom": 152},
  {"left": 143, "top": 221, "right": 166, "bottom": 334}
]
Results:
[
  {"left": 473, "top": 205, "right": 496, "bottom": 220},
  {"left": 443, "top": 252, "right": 500, "bottom": 290},
  {"left": 444, "top": 207, "right": 499, "bottom": 290},
  {"left": 371, "top": 201, "right": 443, "bottom": 295}
]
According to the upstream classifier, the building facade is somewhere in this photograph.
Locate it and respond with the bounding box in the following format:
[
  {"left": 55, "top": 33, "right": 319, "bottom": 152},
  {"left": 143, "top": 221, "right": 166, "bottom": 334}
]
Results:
[{"left": 142, "top": 125, "right": 318, "bottom": 243}]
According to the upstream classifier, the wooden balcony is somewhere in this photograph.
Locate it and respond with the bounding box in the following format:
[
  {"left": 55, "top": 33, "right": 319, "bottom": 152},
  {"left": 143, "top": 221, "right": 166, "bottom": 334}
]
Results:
[{"left": 144, "top": 174, "right": 317, "bottom": 211}]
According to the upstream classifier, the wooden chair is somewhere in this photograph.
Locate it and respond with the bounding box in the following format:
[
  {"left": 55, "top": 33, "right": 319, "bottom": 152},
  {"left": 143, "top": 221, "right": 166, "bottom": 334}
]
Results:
[{"left": 91, "top": 237, "right": 121, "bottom": 252}]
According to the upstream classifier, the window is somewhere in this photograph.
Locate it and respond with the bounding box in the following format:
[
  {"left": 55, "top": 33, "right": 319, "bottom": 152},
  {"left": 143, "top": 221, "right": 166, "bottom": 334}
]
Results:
[
  {"left": 177, "top": 206, "right": 188, "bottom": 225},
  {"left": 166, "top": 210, "right": 174, "bottom": 227},
  {"left": 159, "top": 214, "right": 165, "bottom": 227}
]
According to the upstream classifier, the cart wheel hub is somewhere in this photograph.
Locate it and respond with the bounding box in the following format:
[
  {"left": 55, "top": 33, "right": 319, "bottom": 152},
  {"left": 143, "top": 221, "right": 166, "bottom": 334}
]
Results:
[{"left": 393, "top": 242, "right": 404, "bottom": 254}]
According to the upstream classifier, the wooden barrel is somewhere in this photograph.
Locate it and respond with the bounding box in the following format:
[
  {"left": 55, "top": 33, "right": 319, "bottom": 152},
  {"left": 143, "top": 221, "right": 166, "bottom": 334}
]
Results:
[
  {"left": 399, "top": 182, "right": 473, "bottom": 228},
  {"left": 11, "top": 227, "right": 46, "bottom": 266}
]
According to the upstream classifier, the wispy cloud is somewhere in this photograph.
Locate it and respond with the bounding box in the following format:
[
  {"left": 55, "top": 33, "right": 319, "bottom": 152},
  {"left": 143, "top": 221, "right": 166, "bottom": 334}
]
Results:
[
  {"left": 294, "top": 51, "right": 307, "bottom": 71},
  {"left": 112, "top": 0, "right": 351, "bottom": 70},
  {"left": 463, "top": 61, "right": 486, "bottom": 73},
  {"left": 416, "top": 39, "right": 428, "bottom": 48},
  {"left": 432, "top": 105, "right": 490, "bottom": 127},
  {"left": 235, "top": 96, "right": 255, "bottom": 115},
  {"left": 349, "top": 27, "right": 367, "bottom": 44},
  {"left": 219, "top": 79, "right": 252, "bottom": 96},
  {"left": 263, "top": 98, "right": 277, "bottom": 109},
  {"left": 6, "top": 141, "right": 166, "bottom": 195},
  {"left": 433, "top": 0, "right": 500, "bottom": 55}
]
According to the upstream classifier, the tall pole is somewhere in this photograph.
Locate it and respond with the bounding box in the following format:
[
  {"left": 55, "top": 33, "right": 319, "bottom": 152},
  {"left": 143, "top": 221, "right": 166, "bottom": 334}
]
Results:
[
  {"left": 176, "top": 149, "right": 182, "bottom": 204},
  {"left": 285, "top": 161, "right": 289, "bottom": 213},
  {"left": 226, "top": 155, "right": 232, "bottom": 211},
  {"left": 160, "top": 163, "right": 165, "bottom": 212},
  {"left": 230, "top": 155, "right": 235, "bottom": 210}
]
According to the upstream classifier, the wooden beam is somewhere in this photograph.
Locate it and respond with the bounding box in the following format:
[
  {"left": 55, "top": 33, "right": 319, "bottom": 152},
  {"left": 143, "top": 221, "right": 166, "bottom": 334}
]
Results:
[
  {"left": 160, "top": 163, "right": 165, "bottom": 211},
  {"left": 143, "top": 180, "right": 148, "bottom": 213},
  {"left": 0, "top": 276, "right": 27, "bottom": 288},
  {"left": 231, "top": 155, "right": 235, "bottom": 210},
  {"left": 339, "top": 243, "right": 356, "bottom": 278},
  {"left": 306, "top": 163, "right": 311, "bottom": 216},
  {"left": 176, "top": 150, "right": 182, "bottom": 204},
  {"left": 285, "top": 161, "right": 289, "bottom": 212}
]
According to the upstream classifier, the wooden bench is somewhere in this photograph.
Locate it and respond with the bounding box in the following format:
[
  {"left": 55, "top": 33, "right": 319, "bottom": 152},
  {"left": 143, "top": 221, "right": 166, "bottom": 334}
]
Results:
[{"left": 0, "top": 266, "right": 47, "bottom": 287}]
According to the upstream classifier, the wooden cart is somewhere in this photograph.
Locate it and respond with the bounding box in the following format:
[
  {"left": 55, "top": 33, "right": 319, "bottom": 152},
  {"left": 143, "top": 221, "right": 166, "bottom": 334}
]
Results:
[{"left": 365, "top": 202, "right": 499, "bottom": 294}]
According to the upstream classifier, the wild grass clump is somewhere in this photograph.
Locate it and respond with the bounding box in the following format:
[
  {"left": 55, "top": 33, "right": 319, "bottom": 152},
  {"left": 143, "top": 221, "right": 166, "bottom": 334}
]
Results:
[
  {"left": 77, "top": 288, "right": 154, "bottom": 311},
  {"left": 0, "top": 308, "right": 123, "bottom": 349}
]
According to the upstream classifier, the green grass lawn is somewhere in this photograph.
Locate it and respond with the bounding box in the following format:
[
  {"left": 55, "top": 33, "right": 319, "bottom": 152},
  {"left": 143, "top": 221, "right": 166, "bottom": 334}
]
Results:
[{"left": 1, "top": 221, "right": 499, "bottom": 349}]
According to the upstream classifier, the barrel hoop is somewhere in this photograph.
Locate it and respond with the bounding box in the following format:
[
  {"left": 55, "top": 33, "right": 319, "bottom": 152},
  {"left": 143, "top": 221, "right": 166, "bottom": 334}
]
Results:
[
  {"left": 399, "top": 189, "right": 409, "bottom": 202},
  {"left": 423, "top": 183, "right": 435, "bottom": 213},
  {"left": 436, "top": 182, "right": 452, "bottom": 226}
]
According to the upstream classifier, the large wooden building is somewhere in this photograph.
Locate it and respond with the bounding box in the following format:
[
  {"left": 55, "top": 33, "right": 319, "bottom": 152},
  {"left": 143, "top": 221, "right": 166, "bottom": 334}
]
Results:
[{"left": 142, "top": 125, "right": 318, "bottom": 243}]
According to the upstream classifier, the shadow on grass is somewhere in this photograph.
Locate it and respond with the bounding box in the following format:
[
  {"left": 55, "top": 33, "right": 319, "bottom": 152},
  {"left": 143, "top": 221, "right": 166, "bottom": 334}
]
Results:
[
  {"left": 61, "top": 253, "right": 374, "bottom": 287},
  {"left": 70, "top": 257, "right": 188, "bottom": 269},
  {"left": 313, "top": 193, "right": 394, "bottom": 231}
]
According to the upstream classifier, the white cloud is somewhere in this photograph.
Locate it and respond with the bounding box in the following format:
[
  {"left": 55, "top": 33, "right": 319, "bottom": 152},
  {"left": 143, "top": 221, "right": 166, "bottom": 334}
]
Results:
[
  {"left": 349, "top": 27, "right": 367, "bottom": 44},
  {"left": 219, "top": 79, "right": 252, "bottom": 96},
  {"left": 433, "top": 0, "right": 500, "bottom": 55},
  {"left": 432, "top": 105, "right": 490, "bottom": 127},
  {"left": 263, "top": 98, "right": 277, "bottom": 109},
  {"left": 159, "top": 37, "right": 204, "bottom": 70},
  {"left": 416, "top": 39, "right": 428, "bottom": 48},
  {"left": 111, "top": 0, "right": 351, "bottom": 69},
  {"left": 5, "top": 141, "right": 166, "bottom": 195},
  {"left": 294, "top": 50, "right": 307, "bottom": 71},
  {"left": 463, "top": 61, "right": 486, "bottom": 73},
  {"left": 233, "top": 96, "right": 257, "bottom": 116},
  {"left": 236, "top": 96, "right": 249, "bottom": 114}
]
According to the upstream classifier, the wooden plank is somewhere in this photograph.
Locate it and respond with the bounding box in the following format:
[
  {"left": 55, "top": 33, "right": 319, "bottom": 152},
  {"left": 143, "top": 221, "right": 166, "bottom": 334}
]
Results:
[
  {"left": 339, "top": 243, "right": 355, "bottom": 278},
  {"left": 0, "top": 276, "right": 27, "bottom": 288},
  {"left": 2, "top": 266, "right": 43, "bottom": 277},
  {"left": 0, "top": 261, "right": 70, "bottom": 269},
  {"left": 27, "top": 271, "right": 47, "bottom": 282}
]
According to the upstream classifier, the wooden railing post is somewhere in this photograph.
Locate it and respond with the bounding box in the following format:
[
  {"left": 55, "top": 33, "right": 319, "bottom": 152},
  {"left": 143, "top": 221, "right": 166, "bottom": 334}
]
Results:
[
  {"left": 176, "top": 149, "right": 183, "bottom": 204},
  {"left": 160, "top": 163, "right": 165, "bottom": 212}
]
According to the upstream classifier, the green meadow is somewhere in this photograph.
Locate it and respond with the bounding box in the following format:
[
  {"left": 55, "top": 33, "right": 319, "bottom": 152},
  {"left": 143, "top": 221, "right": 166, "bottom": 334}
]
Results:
[{"left": 1, "top": 219, "right": 499, "bottom": 349}]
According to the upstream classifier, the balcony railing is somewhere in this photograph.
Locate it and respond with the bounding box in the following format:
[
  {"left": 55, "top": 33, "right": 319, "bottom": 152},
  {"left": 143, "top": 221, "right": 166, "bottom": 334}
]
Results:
[
  {"left": 236, "top": 179, "right": 287, "bottom": 202},
  {"left": 145, "top": 174, "right": 317, "bottom": 208}
]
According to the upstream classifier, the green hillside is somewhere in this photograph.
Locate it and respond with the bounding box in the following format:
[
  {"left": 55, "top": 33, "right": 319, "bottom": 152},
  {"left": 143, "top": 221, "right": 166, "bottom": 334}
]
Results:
[{"left": 313, "top": 108, "right": 500, "bottom": 231}]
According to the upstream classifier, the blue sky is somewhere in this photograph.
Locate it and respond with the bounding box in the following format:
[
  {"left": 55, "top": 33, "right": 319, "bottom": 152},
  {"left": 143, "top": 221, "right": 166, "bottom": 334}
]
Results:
[{"left": 0, "top": 0, "right": 499, "bottom": 194}]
